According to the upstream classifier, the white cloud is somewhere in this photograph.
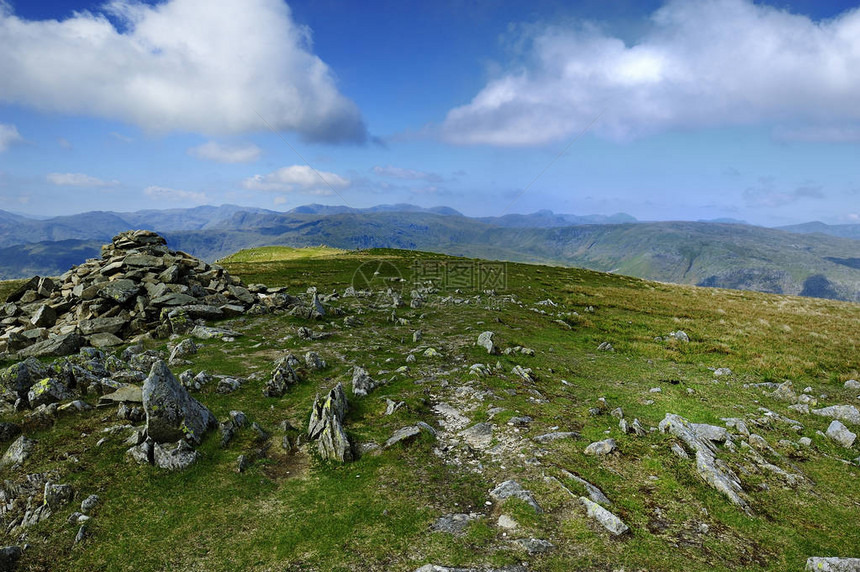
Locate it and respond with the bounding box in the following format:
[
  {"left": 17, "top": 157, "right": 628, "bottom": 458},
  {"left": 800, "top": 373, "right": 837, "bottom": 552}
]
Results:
[
  {"left": 47, "top": 172, "right": 120, "bottom": 187},
  {"left": 0, "top": 0, "right": 366, "bottom": 143},
  {"left": 143, "top": 185, "right": 207, "bottom": 203},
  {"left": 0, "top": 123, "right": 22, "bottom": 152},
  {"left": 188, "top": 141, "right": 261, "bottom": 164},
  {"left": 442, "top": 0, "right": 860, "bottom": 145},
  {"left": 243, "top": 165, "right": 349, "bottom": 195},
  {"left": 373, "top": 165, "right": 443, "bottom": 182},
  {"left": 109, "top": 132, "right": 134, "bottom": 143}
]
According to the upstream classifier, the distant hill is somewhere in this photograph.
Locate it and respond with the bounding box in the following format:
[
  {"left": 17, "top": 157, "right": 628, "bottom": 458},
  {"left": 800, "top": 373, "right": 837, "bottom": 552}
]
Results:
[
  {"left": 777, "top": 221, "right": 860, "bottom": 240},
  {"left": 2, "top": 205, "right": 860, "bottom": 302}
]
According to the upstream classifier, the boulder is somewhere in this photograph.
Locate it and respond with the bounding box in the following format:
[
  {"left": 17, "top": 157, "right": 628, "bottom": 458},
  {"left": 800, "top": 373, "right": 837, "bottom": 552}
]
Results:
[
  {"left": 489, "top": 480, "right": 542, "bottom": 513},
  {"left": 98, "top": 279, "right": 140, "bottom": 304},
  {"left": 0, "top": 435, "right": 35, "bottom": 469},
  {"left": 351, "top": 366, "right": 377, "bottom": 397},
  {"left": 307, "top": 383, "right": 353, "bottom": 462},
  {"left": 142, "top": 361, "right": 216, "bottom": 445},
  {"left": 153, "top": 440, "right": 200, "bottom": 470},
  {"left": 584, "top": 438, "right": 617, "bottom": 455},
  {"left": 476, "top": 331, "right": 498, "bottom": 355},
  {"left": 264, "top": 357, "right": 301, "bottom": 398},
  {"left": 812, "top": 405, "right": 860, "bottom": 426},
  {"left": 580, "top": 496, "right": 629, "bottom": 535},
  {"left": 43, "top": 482, "right": 75, "bottom": 510},
  {"left": 27, "top": 377, "right": 74, "bottom": 408},
  {"left": 18, "top": 333, "right": 83, "bottom": 358},
  {"left": 826, "top": 420, "right": 856, "bottom": 448},
  {"left": 384, "top": 426, "right": 421, "bottom": 448}
]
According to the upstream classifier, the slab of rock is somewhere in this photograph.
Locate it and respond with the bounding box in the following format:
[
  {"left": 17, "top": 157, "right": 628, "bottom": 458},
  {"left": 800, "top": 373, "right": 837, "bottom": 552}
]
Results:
[
  {"left": 812, "top": 405, "right": 860, "bottom": 426},
  {"left": 264, "top": 357, "right": 301, "bottom": 398},
  {"left": 19, "top": 333, "right": 83, "bottom": 358},
  {"left": 308, "top": 383, "right": 353, "bottom": 462},
  {"left": 79, "top": 316, "right": 127, "bottom": 336},
  {"left": 659, "top": 413, "right": 750, "bottom": 513},
  {"left": 533, "top": 431, "right": 579, "bottom": 443},
  {"left": 351, "top": 366, "right": 377, "bottom": 397},
  {"left": 142, "top": 360, "right": 216, "bottom": 445},
  {"left": 845, "top": 380, "right": 860, "bottom": 390},
  {"left": 44, "top": 482, "right": 75, "bottom": 510},
  {"left": 514, "top": 537, "right": 554, "bottom": 554},
  {"left": 98, "top": 279, "right": 140, "bottom": 304},
  {"left": 581, "top": 496, "right": 629, "bottom": 535},
  {"left": 489, "top": 480, "right": 542, "bottom": 513},
  {"left": 584, "top": 438, "right": 617, "bottom": 455},
  {"left": 88, "top": 332, "right": 124, "bottom": 348},
  {"left": 385, "top": 426, "right": 421, "bottom": 448},
  {"left": 476, "top": 331, "right": 498, "bottom": 355},
  {"left": 0, "top": 435, "right": 35, "bottom": 468},
  {"left": 431, "top": 513, "right": 475, "bottom": 535},
  {"left": 460, "top": 422, "right": 493, "bottom": 449},
  {"left": 98, "top": 385, "right": 143, "bottom": 407},
  {"left": 190, "top": 325, "right": 242, "bottom": 340},
  {"left": 826, "top": 420, "right": 856, "bottom": 448},
  {"left": 559, "top": 470, "right": 612, "bottom": 506},
  {"left": 805, "top": 557, "right": 860, "bottom": 571},
  {"left": 153, "top": 440, "right": 200, "bottom": 470},
  {"left": 27, "top": 377, "right": 74, "bottom": 408}
]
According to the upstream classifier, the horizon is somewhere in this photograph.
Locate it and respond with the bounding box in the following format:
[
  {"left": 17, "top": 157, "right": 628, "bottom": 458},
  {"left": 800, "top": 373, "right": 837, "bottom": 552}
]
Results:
[{"left": 2, "top": 0, "right": 860, "bottom": 226}]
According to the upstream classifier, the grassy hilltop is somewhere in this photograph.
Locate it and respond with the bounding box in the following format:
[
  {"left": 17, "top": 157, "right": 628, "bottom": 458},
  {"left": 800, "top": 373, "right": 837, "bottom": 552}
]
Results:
[{"left": 1, "top": 246, "right": 859, "bottom": 571}]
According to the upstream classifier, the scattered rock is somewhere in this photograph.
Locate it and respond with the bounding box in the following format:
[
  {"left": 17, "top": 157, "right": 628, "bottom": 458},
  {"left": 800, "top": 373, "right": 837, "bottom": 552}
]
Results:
[
  {"left": 351, "top": 366, "right": 377, "bottom": 397},
  {"left": 153, "top": 440, "right": 200, "bottom": 470},
  {"left": 43, "top": 482, "right": 74, "bottom": 510},
  {"left": 844, "top": 380, "right": 860, "bottom": 390},
  {"left": 533, "top": 431, "right": 579, "bottom": 443},
  {"left": 264, "top": 357, "right": 301, "bottom": 398},
  {"left": 581, "top": 496, "right": 629, "bottom": 535},
  {"left": 460, "top": 422, "right": 493, "bottom": 449},
  {"left": 514, "top": 537, "right": 554, "bottom": 554},
  {"left": 584, "top": 438, "right": 617, "bottom": 456},
  {"left": 805, "top": 557, "right": 860, "bottom": 571},
  {"left": 812, "top": 405, "right": 860, "bottom": 426},
  {"left": 384, "top": 426, "right": 421, "bottom": 448},
  {"left": 825, "top": 420, "right": 856, "bottom": 448},
  {"left": 489, "top": 480, "right": 542, "bottom": 513},
  {"left": 0, "top": 435, "right": 35, "bottom": 469},
  {"left": 431, "top": 513, "right": 475, "bottom": 535},
  {"left": 476, "top": 331, "right": 498, "bottom": 355},
  {"left": 142, "top": 360, "right": 216, "bottom": 445}
]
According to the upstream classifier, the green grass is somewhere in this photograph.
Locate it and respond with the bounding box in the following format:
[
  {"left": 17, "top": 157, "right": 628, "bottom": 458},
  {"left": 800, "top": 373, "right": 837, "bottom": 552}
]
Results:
[
  {"left": 218, "top": 245, "right": 348, "bottom": 264},
  {"left": 2, "top": 247, "right": 860, "bottom": 571}
]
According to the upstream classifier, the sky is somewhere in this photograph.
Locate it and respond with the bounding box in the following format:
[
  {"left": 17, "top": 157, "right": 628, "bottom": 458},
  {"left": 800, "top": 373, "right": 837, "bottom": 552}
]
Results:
[{"left": 1, "top": 0, "right": 859, "bottom": 226}]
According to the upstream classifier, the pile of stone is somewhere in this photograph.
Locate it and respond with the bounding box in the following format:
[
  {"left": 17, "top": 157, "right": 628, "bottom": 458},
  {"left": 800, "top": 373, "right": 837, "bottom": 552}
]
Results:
[{"left": 0, "top": 230, "right": 297, "bottom": 358}]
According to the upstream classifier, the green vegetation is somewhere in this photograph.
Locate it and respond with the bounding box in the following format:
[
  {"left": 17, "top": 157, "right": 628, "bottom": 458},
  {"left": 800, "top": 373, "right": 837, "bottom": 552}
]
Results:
[{"left": 1, "top": 247, "right": 859, "bottom": 571}]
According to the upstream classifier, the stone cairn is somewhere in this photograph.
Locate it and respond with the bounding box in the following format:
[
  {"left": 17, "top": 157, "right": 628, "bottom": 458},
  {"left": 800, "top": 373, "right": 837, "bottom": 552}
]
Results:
[{"left": 0, "top": 230, "right": 293, "bottom": 358}]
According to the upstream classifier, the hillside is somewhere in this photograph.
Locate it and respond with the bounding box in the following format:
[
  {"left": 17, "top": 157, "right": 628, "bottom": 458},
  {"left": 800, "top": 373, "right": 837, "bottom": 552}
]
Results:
[
  {"left": 0, "top": 242, "right": 858, "bottom": 571},
  {"left": 1, "top": 207, "right": 859, "bottom": 302}
]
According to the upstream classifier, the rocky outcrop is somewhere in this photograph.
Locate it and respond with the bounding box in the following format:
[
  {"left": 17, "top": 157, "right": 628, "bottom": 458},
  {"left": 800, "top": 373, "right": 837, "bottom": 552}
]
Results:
[
  {"left": 142, "top": 360, "right": 216, "bottom": 445},
  {"left": 308, "top": 383, "right": 353, "bottom": 462},
  {"left": 0, "top": 230, "right": 300, "bottom": 358}
]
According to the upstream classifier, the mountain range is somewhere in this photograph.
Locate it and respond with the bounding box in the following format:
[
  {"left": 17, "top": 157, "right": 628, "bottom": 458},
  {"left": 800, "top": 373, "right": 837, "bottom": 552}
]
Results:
[{"left": 1, "top": 204, "right": 858, "bottom": 302}]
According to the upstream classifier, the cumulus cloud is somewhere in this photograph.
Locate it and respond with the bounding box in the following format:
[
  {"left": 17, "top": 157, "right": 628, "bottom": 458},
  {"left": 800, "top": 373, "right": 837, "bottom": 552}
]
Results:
[
  {"left": 373, "top": 165, "right": 443, "bottom": 183},
  {"left": 143, "top": 185, "right": 207, "bottom": 203},
  {"left": 188, "top": 141, "right": 261, "bottom": 164},
  {"left": 47, "top": 172, "right": 119, "bottom": 187},
  {"left": 442, "top": 0, "right": 860, "bottom": 145},
  {"left": 0, "top": 123, "right": 22, "bottom": 152},
  {"left": 0, "top": 0, "right": 367, "bottom": 143},
  {"left": 242, "top": 165, "right": 350, "bottom": 195}
]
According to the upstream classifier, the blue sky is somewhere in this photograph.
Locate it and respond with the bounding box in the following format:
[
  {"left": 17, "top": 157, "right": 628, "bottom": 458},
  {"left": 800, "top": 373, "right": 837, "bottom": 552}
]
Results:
[{"left": 1, "top": 0, "right": 859, "bottom": 226}]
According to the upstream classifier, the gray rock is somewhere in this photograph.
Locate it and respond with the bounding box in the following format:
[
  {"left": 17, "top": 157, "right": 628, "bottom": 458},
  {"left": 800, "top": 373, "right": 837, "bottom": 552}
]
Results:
[
  {"left": 27, "top": 377, "right": 74, "bottom": 408},
  {"left": 81, "top": 494, "right": 100, "bottom": 514},
  {"left": 151, "top": 293, "right": 198, "bottom": 307},
  {"left": 826, "top": 420, "right": 856, "bottom": 448},
  {"left": 845, "top": 380, "right": 860, "bottom": 390},
  {"left": 385, "top": 426, "right": 421, "bottom": 448},
  {"left": 812, "top": 405, "right": 860, "bottom": 426},
  {"left": 308, "top": 383, "right": 353, "bottom": 462},
  {"left": 584, "top": 438, "right": 617, "bottom": 455},
  {"left": 79, "top": 316, "right": 127, "bottom": 335},
  {"left": 771, "top": 381, "right": 798, "bottom": 403},
  {"left": 580, "top": 496, "right": 629, "bottom": 535},
  {"left": 0, "top": 435, "right": 35, "bottom": 468},
  {"left": 659, "top": 413, "right": 750, "bottom": 513},
  {"left": 126, "top": 441, "right": 153, "bottom": 465},
  {"left": 476, "top": 331, "right": 498, "bottom": 355},
  {"left": 30, "top": 304, "right": 57, "bottom": 328},
  {"left": 153, "top": 440, "right": 200, "bottom": 470},
  {"left": 98, "top": 279, "right": 140, "bottom": 304},
  {"left": 190, "top": 325, "right": 242, "bottom": 340},
  {"left": 559, "top": 470, "right": 612, "bottom": 505},
  {"left": 691, "top": 423, "right": 729, "bottom": 443},
  {"left": 0, "top": 546, "right": 22, "bottom": 570},
  {"left": 489, "top": 480, "right": 542, "bottom": 513},
  {"left": 351, "top": 366, "right": 377, "bottom": 397},
  {"left": 19, "top": 333, "right": 83, "bottom": 357},
  {"left": 514, "top": 537, "right": 554, "bottom": 554},
  {"left": 43, "top": 482, "right": 74, "bottom": 510},
  {"left": 142, "top": 360, "right": 216, "bottom": 445},
  {"left": 385, "top": 399, "right": 405, "bottom": 416},
  {"left": 0, "top": 357, "right": 48, "bottom": 399},
  {"left": 75, "top": 523, "right": 88, "bottom": 544},
  {"left": 806, "top": 557, "right": 860, "bottom": 571},
  {"left": 304, "top": 351, "right": 326, "bottom": 371},
  {"left": 264, "top": 357, "right": 301, "bottom": 398},
  {"left": 0, "top": 422, "right": 22, "bottom": 443},
  {"left": 168, "top": 339, "right": 198, "bottom": 363},
  {"left": 533, "top": 431, "right": 579, "bottom": 443},
  {"left": 88, "top": 332, "right": 124, "bottom": 348},
  {"left": 669, "top": 330, "right": 690, "bottom": 342},
  {"left": 431, "top": 513, "right": 475, "bottom": 535},
  {"left": 460, "top": 422, "right": 493, "bottom": 449}
]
